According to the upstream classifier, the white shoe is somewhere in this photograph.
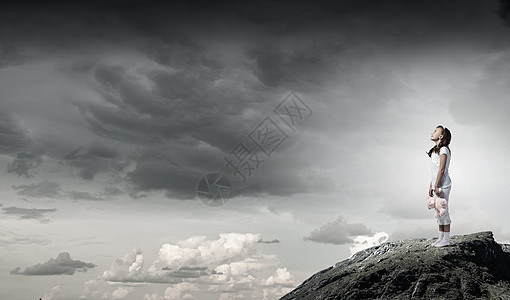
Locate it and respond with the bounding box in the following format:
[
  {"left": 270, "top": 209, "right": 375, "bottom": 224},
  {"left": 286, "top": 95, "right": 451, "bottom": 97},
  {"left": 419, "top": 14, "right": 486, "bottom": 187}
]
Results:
[
  {"left": 434, "top": 238, "right": 450, "bottom": 247},
  {"left": 431, "top": 237, "right": 443, "bottom": 247},
  {"left": 431, "top": 232, "right": 444, "bottom": 247}
]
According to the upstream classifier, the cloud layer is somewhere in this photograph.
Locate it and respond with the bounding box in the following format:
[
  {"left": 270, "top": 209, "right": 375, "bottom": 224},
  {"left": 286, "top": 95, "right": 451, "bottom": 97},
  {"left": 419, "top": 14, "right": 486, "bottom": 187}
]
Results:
[
  {"left": 12, "top": 181, "right": 61, "bottom": 198},
  {"left": 11, "top": 252, "right": 96, "bottom": 276},
  {"left": 6, "top": 152, "right": 42, "bottom": 177},
  {"left": 304, "top": 216, "right": 376, "bottom": 245},
  {"left": 96, "top": 233, "right": 295, "bottom": 299},
  {"left": 2, "top": 206, "right": 56, "bottom": 222}
]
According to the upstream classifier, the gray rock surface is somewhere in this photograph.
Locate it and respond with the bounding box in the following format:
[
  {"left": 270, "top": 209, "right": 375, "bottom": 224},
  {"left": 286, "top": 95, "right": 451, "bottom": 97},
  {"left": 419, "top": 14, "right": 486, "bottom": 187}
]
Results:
[{"left": 281, "top": 231, "right": 510, "bottom": 299}]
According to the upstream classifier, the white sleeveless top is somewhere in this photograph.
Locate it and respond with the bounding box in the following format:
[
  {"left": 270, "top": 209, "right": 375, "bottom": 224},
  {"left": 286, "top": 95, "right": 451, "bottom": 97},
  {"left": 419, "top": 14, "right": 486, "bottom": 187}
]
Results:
[{"left": 431, "top": 146, "right": 452, "bottom": 188}]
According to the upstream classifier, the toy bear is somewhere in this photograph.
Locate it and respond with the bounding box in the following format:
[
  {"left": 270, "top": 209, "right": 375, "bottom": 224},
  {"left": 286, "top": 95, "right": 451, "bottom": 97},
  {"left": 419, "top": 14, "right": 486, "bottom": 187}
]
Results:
[{"left": 427, "top": 195, "right": 448, "bottom": 218}]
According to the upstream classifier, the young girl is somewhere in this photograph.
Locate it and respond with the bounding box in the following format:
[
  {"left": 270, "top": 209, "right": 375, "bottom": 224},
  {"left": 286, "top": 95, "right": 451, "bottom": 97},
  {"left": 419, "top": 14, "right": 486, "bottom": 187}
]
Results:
[{"left": 428, "top": 125, "right": 452, "bottom": 247}]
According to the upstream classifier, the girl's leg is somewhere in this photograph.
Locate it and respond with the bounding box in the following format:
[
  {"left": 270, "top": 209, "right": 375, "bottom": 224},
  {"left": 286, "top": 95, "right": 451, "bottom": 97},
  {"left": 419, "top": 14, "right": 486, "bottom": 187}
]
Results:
[
  {"left": 434, "top": 188, "right": 451, "bottom": 247},
  {"left": 431, "top": 225, "right": 445, "bottom": 246},
  {"left": 434, "top": 225, "right": 451, "bottom": 247}
]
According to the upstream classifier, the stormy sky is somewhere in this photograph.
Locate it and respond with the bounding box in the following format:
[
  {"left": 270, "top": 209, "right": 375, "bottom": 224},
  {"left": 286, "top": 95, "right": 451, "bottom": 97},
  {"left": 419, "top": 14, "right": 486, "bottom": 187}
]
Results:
[{"left": 2, "top": 0, "right": 510, "bottom": 299}]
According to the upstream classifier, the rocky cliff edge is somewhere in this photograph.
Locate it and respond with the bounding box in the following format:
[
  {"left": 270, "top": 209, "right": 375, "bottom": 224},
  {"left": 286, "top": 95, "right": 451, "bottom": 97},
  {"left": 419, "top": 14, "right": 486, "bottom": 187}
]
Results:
[{"left": 281, "top": 231, "right": 510, "bottom": 299}]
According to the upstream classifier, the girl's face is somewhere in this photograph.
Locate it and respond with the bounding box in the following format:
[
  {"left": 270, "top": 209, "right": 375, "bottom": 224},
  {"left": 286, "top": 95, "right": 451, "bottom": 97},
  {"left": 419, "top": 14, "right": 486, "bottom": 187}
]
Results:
[{"left": 430, "top": 127, "right": 443, "bottom": 142}]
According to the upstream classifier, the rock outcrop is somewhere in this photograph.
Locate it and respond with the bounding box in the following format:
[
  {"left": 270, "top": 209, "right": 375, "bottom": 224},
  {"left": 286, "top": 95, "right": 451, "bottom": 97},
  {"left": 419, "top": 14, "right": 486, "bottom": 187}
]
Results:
[{"left": 281, "top": 232, "right": 510, "bottom": 299}]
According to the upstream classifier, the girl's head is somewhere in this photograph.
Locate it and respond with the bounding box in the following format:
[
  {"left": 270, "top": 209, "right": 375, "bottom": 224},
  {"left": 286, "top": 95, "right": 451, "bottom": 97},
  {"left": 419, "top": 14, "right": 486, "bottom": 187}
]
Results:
[{"left": 427, "top": 125, "right": 451, "bottom": 157}]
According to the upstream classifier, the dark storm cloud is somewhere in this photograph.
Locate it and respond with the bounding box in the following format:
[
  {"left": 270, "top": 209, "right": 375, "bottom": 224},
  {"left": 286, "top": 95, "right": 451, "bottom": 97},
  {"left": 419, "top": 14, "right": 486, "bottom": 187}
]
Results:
[
  {"left": 303, "top": 216, "right": 374, "bottom": 245},
  {"left": 2, "top": 206, "right": 56, "bottom": 222},
  {"left": 251, "top": 51, "right": 285, "bottom": 88},
  {"left": 1, "top": 1, "right": 502, "bottom": 55},
  {"left": 126, "top": 148, "right": 202, "bottom": 200},
  {"left": 0, "top": 1, "right": 127, "bottom": 51},
  {"left": 10, "top": 252, "right": 96, "bottom": 276},
  {"left": 74, "top": 45, "right": 329, "bottom": 199},
  {"left": 1, "top": 0, "right": 507, "bottom": 201},
  {"left": 63, "top": 142, "right": 122, "bottom": 180},
  {"left": 76, "top": 52, "right": 285, "bottom": 199},
  {"left": 0, "top": 43, "right": 25, "bottom": 69},
  {"left": 7, "top": 152, "right": 42, "bottom": 178},
  {"left": 12, "top": 181, "right": 61, "bottom": 198},
  {"left": 498, "top": 0, "right": 510, "bottom": 27},
  {"left": 247, "top": 47, "right": 347, "bottom": 92},
  {"left": 0, "top": 114, "right": 32, "bottom": 154},
  {"left": 81, "top": 52, "right": 256, "bottom": 151}
]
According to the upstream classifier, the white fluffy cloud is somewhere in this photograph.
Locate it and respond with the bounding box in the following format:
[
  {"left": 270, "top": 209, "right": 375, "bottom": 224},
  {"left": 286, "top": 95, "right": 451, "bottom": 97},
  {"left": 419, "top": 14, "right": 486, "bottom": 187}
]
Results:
[
  {"left": 163, "top": 283, "right": 198, "bottom": 300},
  {"left": 102, "top": 248, "right": 144, "bottom": 282},
  {"left": 81, "top": 280, "right": 134, "bottom": 300},
  {"left": 259, "top": 268, "right": 296, "bottom": 300},
  {"left": 42, "top": 285, "right": 62, "bottom": 300},
  {"left": 263, "top": 267, "right": 295, "bottom": 287},
  {"left": 150, "top": 233, "right": 261, "bottom": 272},
  {"left": 349, "top": 232, "right": 390, "bottom": 255},
  {"left": 98, "top": 233, "right": 293, "bottom": 299},
  {"left": 111, "top": 287, "right": 133, "bottom": 299}
]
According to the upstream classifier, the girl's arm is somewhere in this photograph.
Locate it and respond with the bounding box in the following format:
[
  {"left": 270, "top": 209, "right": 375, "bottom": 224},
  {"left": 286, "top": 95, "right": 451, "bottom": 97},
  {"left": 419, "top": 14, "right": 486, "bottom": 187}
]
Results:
[
  {"left": 434, "top": 153, "right": 447, "bottom": 196},
  {"left": 429, "top": 181, "right": 433, "bottom": 197}
]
